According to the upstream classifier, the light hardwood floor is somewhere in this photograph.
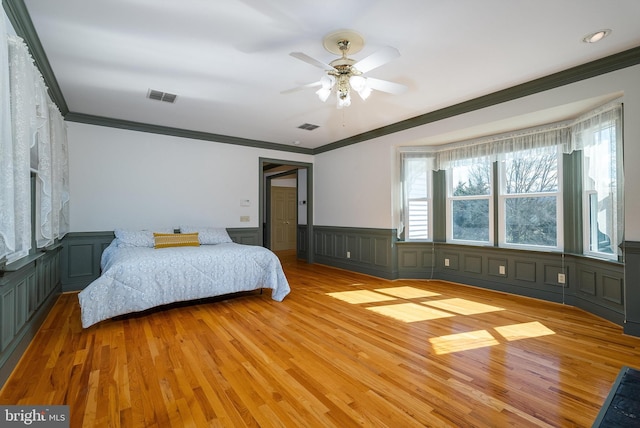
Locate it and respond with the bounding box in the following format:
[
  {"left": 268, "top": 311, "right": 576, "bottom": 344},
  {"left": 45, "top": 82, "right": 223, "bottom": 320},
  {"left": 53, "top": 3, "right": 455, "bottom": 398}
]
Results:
[{"left": 1, "top": 251, "right": 640, "bottom": 427}]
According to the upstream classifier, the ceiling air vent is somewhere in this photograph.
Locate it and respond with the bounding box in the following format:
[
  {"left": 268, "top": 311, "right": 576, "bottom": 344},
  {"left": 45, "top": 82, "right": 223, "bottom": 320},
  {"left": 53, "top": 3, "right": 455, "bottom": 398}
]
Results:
[
  {"left": 147, "top": 89, "right": 177, "bottom": 103},
  {"left": 298, "top": 123, "right": 319, "bottom": 131}
]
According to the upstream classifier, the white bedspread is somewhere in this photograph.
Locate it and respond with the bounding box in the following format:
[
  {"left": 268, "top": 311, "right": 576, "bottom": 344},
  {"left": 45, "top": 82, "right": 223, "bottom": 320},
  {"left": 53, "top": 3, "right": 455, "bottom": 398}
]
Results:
[{"left": 78, "top": 241, "right": 290, "bottom": 328}]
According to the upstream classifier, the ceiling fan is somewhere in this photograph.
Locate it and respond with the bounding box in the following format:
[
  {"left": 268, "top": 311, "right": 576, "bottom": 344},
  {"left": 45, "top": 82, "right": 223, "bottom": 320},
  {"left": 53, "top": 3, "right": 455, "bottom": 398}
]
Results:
[{"left": 283, "top": 30, "right": 407, "bottom": 108}]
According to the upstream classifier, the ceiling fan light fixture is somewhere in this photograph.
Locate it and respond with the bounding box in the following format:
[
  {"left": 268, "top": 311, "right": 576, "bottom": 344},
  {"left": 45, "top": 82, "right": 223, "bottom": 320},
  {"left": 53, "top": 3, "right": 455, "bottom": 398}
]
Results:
[
  {"left": 350, "top": 75, "right": 371, "bottom": 100},
  {"left": 337, "top": 90, "right": 351, "bottom": 109},
  {"left": 286, "top": 29, "right": 406, "bottom": 109},
  {"left": 316, "top": 87, "right": 332, "bottom": 102},
  {"left": 349, "top": 75, "right": 365, "bottom": 91}
]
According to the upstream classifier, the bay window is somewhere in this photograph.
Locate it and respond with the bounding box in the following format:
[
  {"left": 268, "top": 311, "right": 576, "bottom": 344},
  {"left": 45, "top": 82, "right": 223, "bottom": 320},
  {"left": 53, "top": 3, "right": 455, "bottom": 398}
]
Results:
[{"left": 399, "top": 100, "right": 622, "bottom": 262}]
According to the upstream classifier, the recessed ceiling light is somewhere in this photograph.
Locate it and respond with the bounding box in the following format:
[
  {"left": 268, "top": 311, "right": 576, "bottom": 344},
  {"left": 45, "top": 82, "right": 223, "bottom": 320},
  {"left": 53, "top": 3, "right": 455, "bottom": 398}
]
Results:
[
  {"left": 293, "top": 141, "right": 301, "bottom": 145},
  {"left": 582, "top": 29, "right": 611, "bottom": 43}
]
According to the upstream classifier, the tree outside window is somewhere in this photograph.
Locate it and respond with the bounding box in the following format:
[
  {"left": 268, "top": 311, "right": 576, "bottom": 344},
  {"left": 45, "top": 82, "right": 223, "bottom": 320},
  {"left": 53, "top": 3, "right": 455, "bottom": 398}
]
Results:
[
  {"left": 500, "top": 148, "right": 561, "bottom": 249},
  {"left": 448, "top": 161, "right": 492, "bottom": 243}
]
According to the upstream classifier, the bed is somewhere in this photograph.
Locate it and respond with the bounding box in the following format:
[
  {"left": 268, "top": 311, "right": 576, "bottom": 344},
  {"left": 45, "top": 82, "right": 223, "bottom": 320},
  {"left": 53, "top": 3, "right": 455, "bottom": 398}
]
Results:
[{"left": 77, "top": 227, "right": 291, "bottom": 328}]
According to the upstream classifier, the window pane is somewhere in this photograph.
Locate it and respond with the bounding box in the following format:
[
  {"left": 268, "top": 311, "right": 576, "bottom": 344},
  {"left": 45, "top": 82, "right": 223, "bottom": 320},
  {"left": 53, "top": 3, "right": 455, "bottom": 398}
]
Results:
[
  {"left": 405, "top": 159, "right": 428, "bottom": 200},
  {"left": 407, "top": 199, "right": 429, "bottom": 240},
  {"left": 452, "top": 199, "right": 489, "bottom": 241},
  {"left": 505, "top": 197, "right": 557, "bottom": 246},
  {"left": 587, "top": 193, "right": 614, "bottom": 253},
  {"left": 504, "top": 150, "right": 558, "bottom": 194},
  {"left": 452, "top": 164, "right": 491, "bottom": 196},
  {"left": 403, "top": 156, "right": 431, "bottom": 240},
  {"left": 583, "top": 123, "right": 619, "bottom": 257}
]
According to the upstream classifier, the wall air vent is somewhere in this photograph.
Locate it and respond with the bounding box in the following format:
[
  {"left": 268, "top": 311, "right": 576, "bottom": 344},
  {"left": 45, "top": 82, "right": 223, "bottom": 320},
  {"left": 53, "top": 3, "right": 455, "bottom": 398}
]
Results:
[
  {"left": 147, "top": 89, "right": 177, "bottom": 103},
  {"left": 298, "top": 123, "right": 319, "bottom": 131}
]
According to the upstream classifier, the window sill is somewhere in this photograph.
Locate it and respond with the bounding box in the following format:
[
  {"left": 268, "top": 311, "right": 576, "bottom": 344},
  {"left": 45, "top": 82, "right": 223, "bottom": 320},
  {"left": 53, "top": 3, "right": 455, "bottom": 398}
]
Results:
[{"left": 1, "top": 243, "right": 62, "bottom": 275}]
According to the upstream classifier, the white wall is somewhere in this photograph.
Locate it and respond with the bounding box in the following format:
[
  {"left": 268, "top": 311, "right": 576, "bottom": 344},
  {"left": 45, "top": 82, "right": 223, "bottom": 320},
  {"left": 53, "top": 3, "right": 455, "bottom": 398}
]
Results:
[
  {"left": 67, "top": 122, "right": 312, "bottom": 231},
  {"left": 314, "top": 64, "right": 640, "bottom": 240},
  {"left": 68, "top": 64, "right": 639, "bottom": 240},
  {"left": 314, "top": 138, "right": 396, "bottom": 229}
]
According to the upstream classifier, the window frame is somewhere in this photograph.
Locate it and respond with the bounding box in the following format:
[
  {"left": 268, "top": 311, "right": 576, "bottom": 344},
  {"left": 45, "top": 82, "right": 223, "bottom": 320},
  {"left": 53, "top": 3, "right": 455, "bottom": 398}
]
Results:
[
  {"left": 581, "top": 119, "right": 622, "bottom": 261},
  {"left": 446, "top": 160, "right": 494, "bottom": 246},
  {"left": 497, "top": 146, "right": 564, "bottom": 252},
  {"left": 401, "top": 153, "right": 433, "bottom": 241}
]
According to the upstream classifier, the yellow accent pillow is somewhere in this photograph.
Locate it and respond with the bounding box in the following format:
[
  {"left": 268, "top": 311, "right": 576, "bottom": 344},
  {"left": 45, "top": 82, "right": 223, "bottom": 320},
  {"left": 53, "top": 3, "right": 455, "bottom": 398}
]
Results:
[{"left": 153, "top": 232, "right": 200, "bottom": 249}]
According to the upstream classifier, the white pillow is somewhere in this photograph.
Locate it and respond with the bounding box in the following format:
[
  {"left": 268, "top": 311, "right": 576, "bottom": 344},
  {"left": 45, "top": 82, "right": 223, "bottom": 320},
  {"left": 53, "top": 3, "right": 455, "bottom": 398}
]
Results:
[
  {"left": 180, "top": 226, "right": 233, "bottom": 245},
  {"left": 114, "top": 228, "right": 174, "bottom": 247}
]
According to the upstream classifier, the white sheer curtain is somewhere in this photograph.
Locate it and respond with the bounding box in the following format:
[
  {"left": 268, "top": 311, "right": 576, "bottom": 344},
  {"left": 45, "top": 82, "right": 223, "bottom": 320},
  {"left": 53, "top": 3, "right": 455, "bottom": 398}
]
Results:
[
  {"left": 570, "top": 102, "right": 622, "bottom": 152},
  {"left": 0, "top": 12, "right": 16, "bottom": 262},
  {"left": 571, "top": 102, "right": 624, "bottom": 255},
  {"left": 35, "top": 77, "right": 52, "bottom": 247},
  {"left": 48, "top": 102, "right": 70, "bottom": 240},
  {"left": 404, "top": 103, "right": 621, "bottom": 172},
  {"left": 4, "top": 36, "right": 38, "bottom": 263},
  {"left": 2, "top": 32, "right": 70, "bottom": 263},
  {"left": 433, "top": 123, "right": 572, "bottom": 170}
]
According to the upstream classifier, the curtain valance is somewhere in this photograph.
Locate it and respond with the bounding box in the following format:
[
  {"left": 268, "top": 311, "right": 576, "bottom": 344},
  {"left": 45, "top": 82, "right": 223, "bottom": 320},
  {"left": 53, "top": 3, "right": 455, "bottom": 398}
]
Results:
[{"left": 400, "top": 101, "right": 622, "bottom": 171}]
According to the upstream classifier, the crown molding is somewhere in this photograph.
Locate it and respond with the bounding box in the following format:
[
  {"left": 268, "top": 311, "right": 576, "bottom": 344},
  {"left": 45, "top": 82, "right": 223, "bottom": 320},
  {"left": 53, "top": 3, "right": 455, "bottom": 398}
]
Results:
[
  {"left": 6, "top": 0, "right": 639, "bottom": 155},
  {"left": 314, "top": 46, "right": 640, "bottom": 154},
  {"left": 65, "top": 112, "right": 314, "bottom": 155},
  {"left": 3, "top": 0, "right": 69, "bottom": 115}
]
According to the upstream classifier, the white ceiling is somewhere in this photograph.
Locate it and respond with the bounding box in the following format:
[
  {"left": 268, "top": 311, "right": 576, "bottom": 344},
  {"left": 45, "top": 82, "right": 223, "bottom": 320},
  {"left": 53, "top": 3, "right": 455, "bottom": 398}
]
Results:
[{"left": 20, "top": 0, "right": 640, "bottom": 150}]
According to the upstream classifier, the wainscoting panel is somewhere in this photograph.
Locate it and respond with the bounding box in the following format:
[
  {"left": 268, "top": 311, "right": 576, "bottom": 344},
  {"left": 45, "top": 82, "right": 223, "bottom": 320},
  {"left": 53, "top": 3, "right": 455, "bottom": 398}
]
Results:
[
  {"left": 573, "top": 257, "right": 625, "bottom": 320},
  {"left": 579, "top": 269, "right": 597, "bottom": 296},
  {"left": 313, "top": 227, "right": 397, "bottom": 279},
  {"left": 296, "top": 225, "right": 308, "bottom": 260},
  {"left": 397, "top": 243, "right": 435, "bottom": 279},
  {"left": 602, "top": 275, "right": 623, "bottom": 305},
  {"left": 487, "top": 257, "right": 508, "bottom": 278},
  {"left": 397, "top": 241, "right": 624, "bottom": 327},
  {"left": 544, "top": 264, "right": 566, "bottom": 287},
  {"left": 68, "top": 244, "right": 94, "bottom": 277},
  {"left": 60, "top": 232, "right": 115, "bottom": 292},
  {"left": 624, "top": 241, "right": 640, "bottom": 336},
  {"left": 443, "top": 252, "right": 460, "bottom": 271},
  {"left": 0, "top": 247, "right": 61, "bottom": 387},
  {"left": 227, "top": 228, "right": 260, "bottom": 246},
  {"left": 514, "top": 260, "right": 536, "bottom": 282},
  {"left": 464, "top": 254, "right": 482, "bottom": 274}
]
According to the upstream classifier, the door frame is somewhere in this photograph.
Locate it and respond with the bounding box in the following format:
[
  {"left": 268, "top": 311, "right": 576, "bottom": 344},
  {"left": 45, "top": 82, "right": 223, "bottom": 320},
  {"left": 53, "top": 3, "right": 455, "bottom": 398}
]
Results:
[{"left": 259, "top": 158, "right": 314, "bottom": 263}]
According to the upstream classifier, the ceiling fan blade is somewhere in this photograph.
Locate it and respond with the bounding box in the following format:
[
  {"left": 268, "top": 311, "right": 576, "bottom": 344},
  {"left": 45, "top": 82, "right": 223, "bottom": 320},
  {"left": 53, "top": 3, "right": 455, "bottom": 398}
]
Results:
[
  {"left": 290, "top": 52, "right": 335, "bottom": 71},
  {"left": 366, "top": 77, "right": 408, "bottom": 95},
  {"left": 281, "top": 81, "right": 322, "bottom": 94},
  {"left": 353, "top": 46, "right": 400, "bottom": 73}
]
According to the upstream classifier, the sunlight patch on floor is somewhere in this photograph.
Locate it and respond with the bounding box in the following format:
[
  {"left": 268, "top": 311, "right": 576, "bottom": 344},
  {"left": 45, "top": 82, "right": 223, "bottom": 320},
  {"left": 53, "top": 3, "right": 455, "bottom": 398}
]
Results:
[
  {"left": 422, "top": 298, "right": 504, "bottom": 315},
  {"left": 327, "top": 290, "right": 397, "bottom": 304},
  {"left": 367, "top": 303, "right": 455, "bottom": 322},
  {"left": 494, "top": 321, "right": 555, "bottom": 341},
  {"left": 325, "top": 287, "right": 555, "bottom": 354},
  {"left": 374, "top": 286, "right": 440, "bottom": 299},
  {"left": 430, "top": 330, "right": 500, "bottom": 354}
]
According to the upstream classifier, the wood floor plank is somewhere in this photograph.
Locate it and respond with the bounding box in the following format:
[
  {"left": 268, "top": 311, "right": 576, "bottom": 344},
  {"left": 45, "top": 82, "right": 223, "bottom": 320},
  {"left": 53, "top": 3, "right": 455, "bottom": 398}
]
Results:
[{"left": 2, "top": 252, "right": 640, "bottom": 427}]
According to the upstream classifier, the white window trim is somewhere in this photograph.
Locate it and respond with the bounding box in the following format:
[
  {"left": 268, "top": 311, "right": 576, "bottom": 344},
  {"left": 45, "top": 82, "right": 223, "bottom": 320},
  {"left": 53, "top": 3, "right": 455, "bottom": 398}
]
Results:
[
  {"left": 497, "top": 147, "right": 564, "bottom": 252},
  {"left": 446, "top": 166, "right": 494, "bottom": 246},
  {"left": 400, "top": 151, "right": 434, "bottom": 242}
]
